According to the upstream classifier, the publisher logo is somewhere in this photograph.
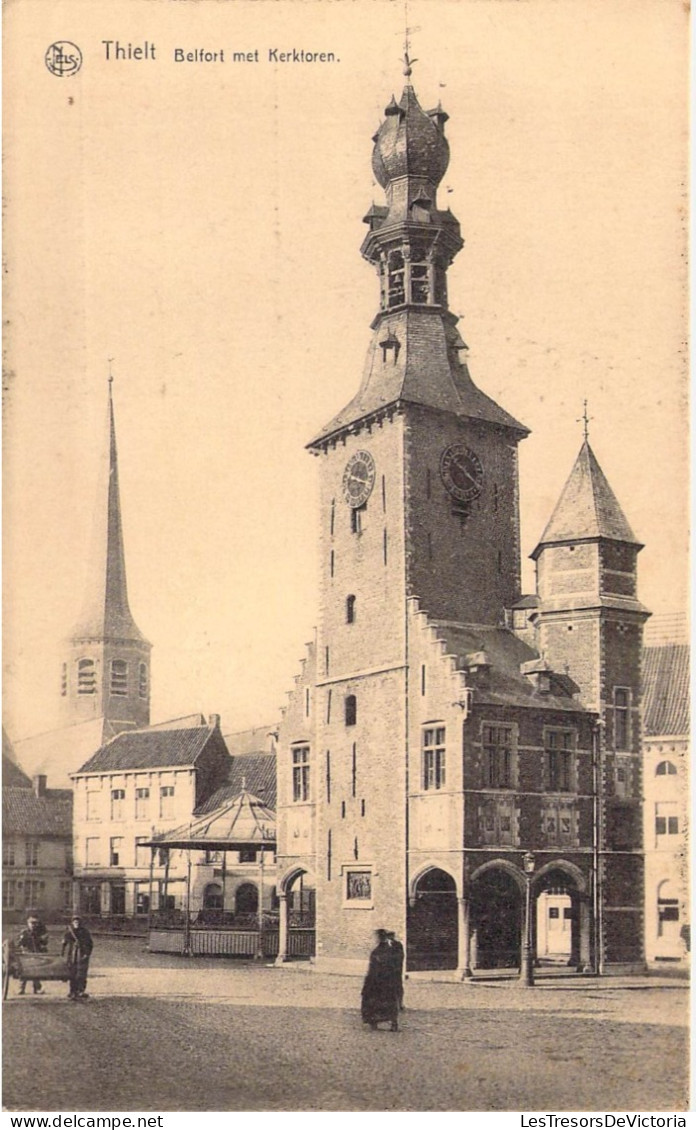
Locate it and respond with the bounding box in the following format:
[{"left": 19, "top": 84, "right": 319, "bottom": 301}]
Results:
[{"left": 45, "top": 42, "right": 82, "bottom": 77}]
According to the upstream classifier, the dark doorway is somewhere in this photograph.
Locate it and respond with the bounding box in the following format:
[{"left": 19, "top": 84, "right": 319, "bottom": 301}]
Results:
[
  {"left": 470, "top": 868, "right": 522, "bottom": 968},
  {"left": 111, "top": 884, "right": 126, "bottom": 916},
  {"left": 235, "top": 882, "right": 259, "bottom": 915},
  {"left": 407, "top": 868, "right": 458, "bottom": 971}
]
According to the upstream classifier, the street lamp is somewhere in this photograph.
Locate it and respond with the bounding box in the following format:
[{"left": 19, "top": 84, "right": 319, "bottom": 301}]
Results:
[{"left": 520, "top": 851, "right": 535, "bottom": 987}]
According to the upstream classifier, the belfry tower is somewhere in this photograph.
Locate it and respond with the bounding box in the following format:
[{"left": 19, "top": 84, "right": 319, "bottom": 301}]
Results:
[{"left": 60, "top": 378, "right": 151, "bottom": 737}]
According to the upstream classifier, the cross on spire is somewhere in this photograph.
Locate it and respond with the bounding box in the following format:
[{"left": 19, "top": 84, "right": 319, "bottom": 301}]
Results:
[{"left": 577, "top": 399, "right": 593, "bottom": 441}]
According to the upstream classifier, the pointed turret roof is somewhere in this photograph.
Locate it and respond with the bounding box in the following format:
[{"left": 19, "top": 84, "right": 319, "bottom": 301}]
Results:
[
  {"left": 70, "top": 382, "right": 148, "bottom": 644},
  {"left": 532, "top": 440, "right": 640, "bottom": 557}
]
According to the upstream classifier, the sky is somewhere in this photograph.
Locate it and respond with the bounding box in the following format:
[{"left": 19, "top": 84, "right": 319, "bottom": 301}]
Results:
[{"left": 3, "top": 0, "right": 688, "bottom": 744}]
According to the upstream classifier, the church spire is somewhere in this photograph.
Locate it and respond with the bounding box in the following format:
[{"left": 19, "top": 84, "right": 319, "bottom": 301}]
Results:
[
  {"left": 62, "top": 374, "right": 150, "bottom": 733},
  {"left": 72, "top": 375, "right": 148, "bottom": 644}
]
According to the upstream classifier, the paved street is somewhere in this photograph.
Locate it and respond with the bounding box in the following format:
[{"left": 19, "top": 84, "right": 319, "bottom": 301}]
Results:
[{"left": 3, "top": 937, "right": 689, "bottom": 1112}]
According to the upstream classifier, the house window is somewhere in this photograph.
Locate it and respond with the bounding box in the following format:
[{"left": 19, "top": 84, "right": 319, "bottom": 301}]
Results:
[
  {"left": 292, "top": 745, "right": 310, "bottom": 803},
  {"left": 346, "top": 594, "right": 356, "bottom": 623},
  {"left": 110, "top": 659, "right": 128, "bottom": 696},
  {"left": 86, "top": 789, "right": 101, "bottom": 821},
  {"left": 111, "top": 789, "right": 125, "bottom": 820},
  {"left": 159, "top": 786, "right": 175, "bottom": 819},
  {"left": 135, "top": 788, "right": 150, "bottom": 820},
  {"left": 239, "top": 849, "right": 257, "bottom": 863},
  {"left": 77, "top": 657, "right": 97, "bottom": 695},
  {"left": 483, "top": 725, "right": 514, "bottom": 788},
  {"left": 24, "top": 879, "right": 45, "bottom": 908},
  {"left": 614, "top": 688, "right": 630, "bottom": 750},
  {"left": 2, "top": 880, "right": 17, "bottom": 909},
  {"left": 655, "top": 803, "right": 679, "bottom": 837},
  {"left": 656, "top": 761, "right": 677, "bottom": 776},
  {"left": 135, "top": 837, "right": 150, "bottom": 867},
  {"left": 85, "top": 837, "right": 100, "bottom": 868},
  {"left": 345, "top": 695, "right": 357, "bottom": 727},
  {"left": 545, "top": 730, "right": 575, "bottom": 792},
  {"left": 422, "top": 726, "right": 446, "bottom": 790},
  {"left": 25, "top": 841, "right": 39, "bottom": 868},
  {"left": 110, "top": 837, "right": 123, "bottom": 866},
  {"left": 139, "top": 663, "right": 148, "bottom": 699},
  {"left": 3, "top": 842, "right": 15, "bottom": 867}
]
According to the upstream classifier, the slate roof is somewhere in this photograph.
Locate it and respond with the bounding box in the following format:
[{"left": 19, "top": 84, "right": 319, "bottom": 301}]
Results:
[
  {"left": 2, "top": 786, "right": 72, "bottom": 838},
  {"left": 434, "top": 621, "right": 587, "bottom": 714},
  {"left": 309, "top": 312, "right": 527, "bottom": 447},
  {"left": 197, "top": 753, "right": 277, "bottom": 813},
  {"left": 533, "top": 440, "right": 638, "bottom": 555},
  {"left": 642, "top": 644, "right": 690, "bottom": 737},
  {"left": 76, "top": 721, "right": 218, "bottom": 774}
]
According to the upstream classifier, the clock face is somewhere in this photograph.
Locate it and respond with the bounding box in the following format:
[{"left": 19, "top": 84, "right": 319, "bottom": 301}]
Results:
[
  {"left": 440, "top": 443, "right": 484, "bottom": 503},
  {"left": 342, "top": 450, "right": 376, "bottom": 508}
]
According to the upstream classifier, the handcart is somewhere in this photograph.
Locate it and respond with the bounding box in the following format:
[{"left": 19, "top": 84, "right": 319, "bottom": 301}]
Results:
[{"left": 2, "top": 939, "right": 71, "bottom": 999}]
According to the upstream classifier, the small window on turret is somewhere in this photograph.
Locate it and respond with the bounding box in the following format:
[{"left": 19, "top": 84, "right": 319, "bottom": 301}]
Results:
[
  {"left": 387, "top": 251, "right": 405, "bottom": 307},
  {"left": 77, "top": 658, "right": 97, "bottom": 695},
  {"left": 139, "top": 663, "right": 148, "bottom": 699},
  {"left": 110, "top": 659, "right": 128, "bottom": 697}
]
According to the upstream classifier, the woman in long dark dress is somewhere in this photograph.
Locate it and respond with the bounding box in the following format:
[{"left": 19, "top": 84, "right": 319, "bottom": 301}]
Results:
[{"left": 361, "top": 929, "right": 400, "bottom": 1031}]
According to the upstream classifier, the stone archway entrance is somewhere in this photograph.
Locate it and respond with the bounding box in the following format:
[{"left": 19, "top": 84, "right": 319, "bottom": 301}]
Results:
[
  {"left": 407, "top": 868, "right": 458, "bottom": 971},
  {"left": 535, "top": 866, "right": 591, "bottom": 970},
  {"left": 470, "top": 866, "right": 522, "bottom": 969},
  {"left": 277, "top": 869, "right": 316, "bottom": 961}
]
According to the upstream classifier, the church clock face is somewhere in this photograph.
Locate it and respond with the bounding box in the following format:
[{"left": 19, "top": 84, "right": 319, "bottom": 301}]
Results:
[
  {"left": 342, "top": 450, "right": 376, "bottom": 508},
  {"left": 440, "top": 443, "right": 484, "bottom": 503}
]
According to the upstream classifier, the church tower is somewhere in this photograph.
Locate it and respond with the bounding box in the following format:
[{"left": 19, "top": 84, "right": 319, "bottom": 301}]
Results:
[{"left": 60, "top": 379, "right": 151, "bottom": 737}]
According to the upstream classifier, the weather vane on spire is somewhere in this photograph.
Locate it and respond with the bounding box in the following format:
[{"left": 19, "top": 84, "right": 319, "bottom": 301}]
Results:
[
  {"left": 403, "top": 10, "right": 419, "bottom": 79},
  {"left": 577, "top": 399, "right": 593, "bottom": 441}
]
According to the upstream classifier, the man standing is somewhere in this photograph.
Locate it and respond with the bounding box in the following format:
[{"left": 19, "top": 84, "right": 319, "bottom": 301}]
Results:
[
  {"left": 61, "top": 915, "right": 93, "bottom": 1000},
  {"left": 386, "top": 930, "right": 405, "bottom": 1010},
  {"left": 17, "top": 913, "right": 48, "bottom": 995}
]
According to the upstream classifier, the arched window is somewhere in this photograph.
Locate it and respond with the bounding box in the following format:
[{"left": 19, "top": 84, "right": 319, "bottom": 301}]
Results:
[
  {"left": 138, "top": 663, "right": 148, "bottom": 699},
  {"left": 110, "top": 659, "right": 128, "bottom": 696},
  {"left": 346, "top": 595, "right": 356, "bottom": 624},
  {"left": 656, "top": 761, "right": 677, "bottom": 776},
  {"left": 77, "top": 658, "right": 97, "bottom": 695},
  {"left": 345, "top": 695, "right": 357, "bottom": 727}
]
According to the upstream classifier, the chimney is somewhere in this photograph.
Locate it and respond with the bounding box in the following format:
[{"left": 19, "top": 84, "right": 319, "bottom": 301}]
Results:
[
  {"left": 208, "top": 714, "right": 221, "bottom": 729},
  {"left": 33, "top": 775, "right": 47, "bottom": 798}
]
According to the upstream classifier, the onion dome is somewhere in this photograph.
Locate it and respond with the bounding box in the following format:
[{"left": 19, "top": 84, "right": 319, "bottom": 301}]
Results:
[{"left": 371, "top": 85, "right": 450, "bottom": 189}]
